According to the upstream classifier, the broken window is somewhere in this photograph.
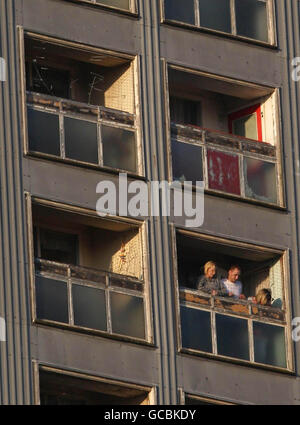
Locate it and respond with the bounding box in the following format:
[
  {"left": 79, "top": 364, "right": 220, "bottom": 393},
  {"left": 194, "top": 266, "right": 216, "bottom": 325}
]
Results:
[
  {"left": 31, "top": 202, "right": 147, "bottom": 340},
  {"left": 163, "top": 0, "right": 273, "bottom": 44},
  {"left": 176, "top": 231, "right": 289, "bottom": 369},
  {"left": 168, "top": 66, "right": 280, "bottom": 205},
  {"left": 39, "top": 369, "right": 150, "bottom": 405},
  {"left": 24, "top": 35, "right": 139, "bottom": 174}
]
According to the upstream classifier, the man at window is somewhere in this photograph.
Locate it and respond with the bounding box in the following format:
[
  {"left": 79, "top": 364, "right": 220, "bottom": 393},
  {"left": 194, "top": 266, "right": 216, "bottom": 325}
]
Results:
[
  {"left": 221, "top": 265, "right": 246, "bottom": 300},
  {"left": 197, "top": 261, "right": 228, "bottom": 297}
]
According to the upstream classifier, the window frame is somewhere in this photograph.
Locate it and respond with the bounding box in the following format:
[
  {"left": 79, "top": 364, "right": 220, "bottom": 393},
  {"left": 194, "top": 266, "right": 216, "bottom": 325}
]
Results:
[
  {"left": 18, "top": 28, "right": 145, "bottom": 178},
  {"left": 179, "top": 388, "right": 236, "bottom": 405},
  {"left": 161, "top": 0, "right": 276, "bottom": 47},
  {"left": 171, "top": 225, "right": 294, "bottom": 373},
  {"left": 33, "top": 363, "right": 156, "bottom": 405},
  {"left": 228, "top": 103, "right": 263, "bottom": 142},
  {"left": 64, "top": 0, "right": 138, "bottom": 15},
  {"left": 26, "top": 193, "right": 153, "bottom": 346},
  {"left": 163, "top": 62, "right": 285, "bottom": 208}
]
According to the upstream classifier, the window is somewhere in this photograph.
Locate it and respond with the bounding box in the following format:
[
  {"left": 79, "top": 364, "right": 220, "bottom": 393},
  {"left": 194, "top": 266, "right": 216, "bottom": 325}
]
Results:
[
  {"left": 163, "top": 0, "right": 274, "bottom": 44},
  {"left": 22, "top": 34, "right": 141, "bottom": 175},
  {"left": 175, "top": 230, "right": 291, "bottom": 370},
  {"left": 39, "top": 368, "right": 151, "bottom": 405},
  {"left": 29, "top": 200, "right": 149, "bottom": 342},
  {"left": 228, "top": 104, "right": 262, "bottom": 141},
  {"left": 167, "top": 66, "right": 281, "bottom": 206}
]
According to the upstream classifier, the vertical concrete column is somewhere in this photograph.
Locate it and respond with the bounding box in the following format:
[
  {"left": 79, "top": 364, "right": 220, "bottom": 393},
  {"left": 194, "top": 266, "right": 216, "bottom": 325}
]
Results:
[
  {"left": 0, "top": 0, "right": 32, "bottom": 404},
  {"left": 139, "top": 0, "right": 178, "bottom": 404}
]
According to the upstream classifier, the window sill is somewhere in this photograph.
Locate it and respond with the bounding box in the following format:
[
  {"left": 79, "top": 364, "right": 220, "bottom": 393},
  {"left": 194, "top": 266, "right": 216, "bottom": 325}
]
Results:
[
  {"left": 179, "top": 347, "right": 294, "bottom": 375},
  {"left": 25, "top": 151, "right": 146, "bottom": 181},
  {"left": 33, "top": 319, "right": 156, "bottom": 348}
]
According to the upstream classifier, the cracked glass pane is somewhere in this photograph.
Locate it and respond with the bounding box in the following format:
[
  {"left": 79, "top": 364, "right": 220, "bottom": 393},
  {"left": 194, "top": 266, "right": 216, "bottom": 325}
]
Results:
[{"left": 244, "top": 158, "right": 277, "bottom": 203}]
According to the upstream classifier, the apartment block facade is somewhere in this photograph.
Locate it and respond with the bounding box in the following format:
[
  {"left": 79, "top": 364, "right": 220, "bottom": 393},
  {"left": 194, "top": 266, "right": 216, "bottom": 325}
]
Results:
[{"left": 0, "top": 0, "right": 300, "bottom": 404}]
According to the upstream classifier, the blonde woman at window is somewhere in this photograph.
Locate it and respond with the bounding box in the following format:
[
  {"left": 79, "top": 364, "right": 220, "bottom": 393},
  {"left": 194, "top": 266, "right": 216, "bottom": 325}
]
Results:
[
  {"left": 197, "top": 261, "right": 228, "bottom": 297},
  {"left": 249, "top": 288, "right": 272, "bottom": 306}
]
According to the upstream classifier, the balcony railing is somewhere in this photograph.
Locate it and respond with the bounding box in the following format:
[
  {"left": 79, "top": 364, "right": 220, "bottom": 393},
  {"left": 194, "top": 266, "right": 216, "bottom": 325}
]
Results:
[
  {"left": 171, "top": 122, "right": 279, "bottom": 205},
  {"left": 34, "top": 258, "right": 146, "bottom": 340},
  {"left": 179, "top": 287, "right": 288, "bottom": 370},
  {"left": 26, "top": 92, "right": 138, "bottom": 174}
]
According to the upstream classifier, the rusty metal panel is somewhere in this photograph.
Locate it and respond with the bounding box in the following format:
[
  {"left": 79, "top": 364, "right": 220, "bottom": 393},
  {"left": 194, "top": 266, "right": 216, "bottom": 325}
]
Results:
[{"left": 207, "top": 149, "right": 241, "bottom": 195}]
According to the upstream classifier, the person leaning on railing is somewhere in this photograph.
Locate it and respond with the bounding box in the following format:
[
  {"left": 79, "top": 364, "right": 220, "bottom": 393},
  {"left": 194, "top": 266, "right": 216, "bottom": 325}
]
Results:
[
  {"left": 221, "top": 265, "right": 246, "bottom": 300},
  {"left": 197, "top": 261, "right": 228, "bottom": 297}
]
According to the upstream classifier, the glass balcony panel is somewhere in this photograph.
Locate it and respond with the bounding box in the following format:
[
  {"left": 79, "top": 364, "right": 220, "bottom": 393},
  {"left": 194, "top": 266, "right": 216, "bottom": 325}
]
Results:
[
  {"left": 180, "top": 306, "right": 212, "bottom": 353},
  {"left": 216, "top": 314, "right": 249, "bottom": 360},
  {"left": 207, "top": 149, "right": 241, "bottom": 195},
  {"left": 27, "top": 108, "right": 60, "bottom": 156},
  {"left": 172, "top": 140, "right": 203, "bottom": 184},
  {"left": 72, "top": 285, "right": 107, "bottom": 331},
  {"left": 102, "top": 125, "right": 136, "bottom": 173},
  {"left": 235, "top": 0, "right": 268, "bottom": 42},
  {"left": 36, "top": 275, "right": 68, "bottom": 323},
  {"left": 95, "top": 0, "right": 130, "bottom": 10},
  {"left": 164, "top": 0, "right": 195, "bottom": 25},
  {"left": 199, "top": 0, "right": 231, "bottom": 33},
  {"left": 232, "top": 113, "right": 258, "bottom": 140},
  {"left": 64, "top": 117, "right": 98, "bottom": 164},
  {"left": 110, "top": 292, "right": 145, "bottom": 339},
  {"left": 244, "top": 158, "right": 277, "bottom": 203},
  {"left": 253, "top": 322, "right": 286, "bottom": 368}
]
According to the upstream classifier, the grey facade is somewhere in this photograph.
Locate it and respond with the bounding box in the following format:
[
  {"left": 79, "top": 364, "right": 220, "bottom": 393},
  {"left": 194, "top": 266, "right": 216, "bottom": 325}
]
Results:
[{"left": 0, "top": 0, "right": 300, "bottom": 405}]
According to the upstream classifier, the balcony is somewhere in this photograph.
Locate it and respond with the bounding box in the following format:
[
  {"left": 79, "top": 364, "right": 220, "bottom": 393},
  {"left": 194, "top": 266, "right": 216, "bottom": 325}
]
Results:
[
  {"left": 180, "top": 289, "right": 286, "bottom": 369},
  {"left": 176, "top": 231, "right": 289, "bottom": 370},
  {"left": 31, "top": 201, "right": 147, "bottom": 342},
  {"left": 23, "top": 35, "right": 140, "bottom": 175},
  {"left": 27, "top": 92, "right": 137, "bottom": 174},
  {"left": 171, "top": 122, "right": 277, "bottom": 204},
  {"left": 35, "top": 258, "right": 146, "bottom": 340},
  {"left": 168, "top": 66, "right": 281, "bottom": 206}
]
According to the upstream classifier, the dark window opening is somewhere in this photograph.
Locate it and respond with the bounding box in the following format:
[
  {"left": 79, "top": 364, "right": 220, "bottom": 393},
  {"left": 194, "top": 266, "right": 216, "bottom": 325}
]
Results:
[
  {"left": 25, "top": 37, "right": 134, "bottom": 113},
  {"left": 176, "top": 232, "right": 283, "bottom": 306},
  {"left": 40, "top": 370, "right": 149, "bottom": 405},
  {"left": 168, "top": 68, "right": 273, "bottom": 143},
  {"left": 170, "top": 96, "right": 202, "bottom": 127}
]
